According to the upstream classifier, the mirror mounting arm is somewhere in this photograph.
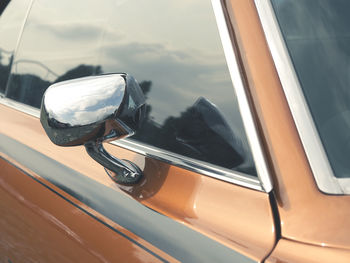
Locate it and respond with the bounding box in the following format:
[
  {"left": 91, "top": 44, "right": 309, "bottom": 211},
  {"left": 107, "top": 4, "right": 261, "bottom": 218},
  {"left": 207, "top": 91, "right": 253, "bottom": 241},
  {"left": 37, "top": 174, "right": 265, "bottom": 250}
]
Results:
[{"left": 85, "top": 140, "right": 142, "bottom": 185}]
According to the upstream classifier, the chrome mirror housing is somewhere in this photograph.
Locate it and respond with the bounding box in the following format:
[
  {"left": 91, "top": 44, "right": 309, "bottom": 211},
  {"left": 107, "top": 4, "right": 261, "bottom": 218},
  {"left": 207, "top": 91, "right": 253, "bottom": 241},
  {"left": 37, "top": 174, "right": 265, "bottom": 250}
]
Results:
[{"left": 40, "top": 74, "right": 146, "bottom": 184}]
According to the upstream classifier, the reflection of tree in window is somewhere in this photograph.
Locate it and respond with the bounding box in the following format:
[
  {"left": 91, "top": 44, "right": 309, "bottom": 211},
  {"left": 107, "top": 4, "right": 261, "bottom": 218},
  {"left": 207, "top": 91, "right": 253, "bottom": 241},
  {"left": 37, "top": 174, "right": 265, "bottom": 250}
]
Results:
[
  {"left": 133, "top": 84, "right": 256, "bottom": 175},
  {"left": 0, "top": 50, "right": 13, "bottom": 93},
  {"left": 6, "top": 64, "right": 103, "bottom": 108},
  {"left": 55, "top": 65, "right": 102, "bottom": 83},
  {"left": 0, "top": 0, "right": 10, "bottom": 16}
]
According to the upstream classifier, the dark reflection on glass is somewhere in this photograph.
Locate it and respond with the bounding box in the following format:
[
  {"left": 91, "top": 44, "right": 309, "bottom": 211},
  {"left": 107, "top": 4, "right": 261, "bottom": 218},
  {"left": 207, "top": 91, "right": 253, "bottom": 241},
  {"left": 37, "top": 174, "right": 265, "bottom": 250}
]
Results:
[
  {"left": 272, "top": 0, "right": 350, "bottom": 178},
  {"left": 55, "top": 65, "right": 102, "bottom": 83},
  {"left": 0, "top": 50, "right": 13, "bottom": 93},
  {"left": 0, "top": 0, "right": 31, "bottom": 93},
  {"left": 133, "top": 96, "right": 256, "bottom": 174},
  {"left": 6, "top": 0, "right": 257, "bottom": 176},
  {"left": 7, "top": 63, "right": 101, "bottom": 108},
  {"left": 0, "top": 1, "right": 10, "bottom": 16},
  {"left": 7, "top": 69, "right": 51, "bottom": 108}
]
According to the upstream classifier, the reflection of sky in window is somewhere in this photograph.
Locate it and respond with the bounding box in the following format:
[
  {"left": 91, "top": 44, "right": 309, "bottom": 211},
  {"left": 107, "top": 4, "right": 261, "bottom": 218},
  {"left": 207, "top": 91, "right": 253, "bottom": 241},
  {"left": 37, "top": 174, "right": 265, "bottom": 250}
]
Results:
[
  {"left": 12, "top": 0, "right": 254, "bottom": 166},
  {"left": 0, "top": 0, "right": 31, "bottom": 51}
]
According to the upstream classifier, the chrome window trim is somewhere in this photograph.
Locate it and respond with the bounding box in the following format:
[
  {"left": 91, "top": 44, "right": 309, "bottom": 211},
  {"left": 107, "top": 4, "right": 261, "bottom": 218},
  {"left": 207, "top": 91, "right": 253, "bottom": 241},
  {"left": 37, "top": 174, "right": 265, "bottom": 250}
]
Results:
[
  {"left": 0, "top": 97, "right": 40, "bottom": 117},
  {"left": 211, "top": 0, "right": 272, "bottom": 192},
  {"left": 0, "top": 0, "right": 274, "bottom": 192},
  {"left": 255, "top": 0, "right": 350, "bottom": 194},
  {"left": 113, "top": 139, "right": 262, "bottom": 190}
]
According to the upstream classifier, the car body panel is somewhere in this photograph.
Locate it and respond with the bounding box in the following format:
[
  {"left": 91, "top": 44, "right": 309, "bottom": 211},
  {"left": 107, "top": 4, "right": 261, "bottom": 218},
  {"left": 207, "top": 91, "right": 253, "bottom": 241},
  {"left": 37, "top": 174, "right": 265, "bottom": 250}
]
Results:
[
  {"left": 0, "top": 98, "right": 275, "bottom": 261},
  {"left": 0, "top": 157, "right": 170, "bottom": 263},
  {"left": 225, "top": 0, "right": 350, "bottom": 250},
  {"left": 266, "top": 239, "right": 350, "bottom": 263},
  {"left": 3, "top": 0, "right": 350, "bottom": 261}
]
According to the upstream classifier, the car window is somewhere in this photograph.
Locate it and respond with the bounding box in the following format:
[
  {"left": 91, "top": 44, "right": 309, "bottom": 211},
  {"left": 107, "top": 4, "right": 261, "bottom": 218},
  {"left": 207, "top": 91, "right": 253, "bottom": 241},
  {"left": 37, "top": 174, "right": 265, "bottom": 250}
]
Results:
[
  {"left": 0, "top": 0, "right": 31, "bottom": 94},
  {"left": 271, "top": 0, "right": 350, "bottom": 179},
  {"left": 5, "top": 0, "right": 257, "bottom": 177}
]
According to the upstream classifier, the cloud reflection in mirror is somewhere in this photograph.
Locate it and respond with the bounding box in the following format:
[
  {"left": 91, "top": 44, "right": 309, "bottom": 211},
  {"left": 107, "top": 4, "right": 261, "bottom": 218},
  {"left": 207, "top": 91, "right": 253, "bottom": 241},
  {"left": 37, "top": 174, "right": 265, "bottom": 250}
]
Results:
[{"left": 44, "top": 75, "right": 125, "bottom": 126}]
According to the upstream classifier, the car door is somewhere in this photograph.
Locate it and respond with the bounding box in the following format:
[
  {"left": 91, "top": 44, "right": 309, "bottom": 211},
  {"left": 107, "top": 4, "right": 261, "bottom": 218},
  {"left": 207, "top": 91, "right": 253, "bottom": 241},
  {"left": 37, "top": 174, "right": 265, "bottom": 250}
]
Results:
[{"left": 0, "top": 0, "right": 276, "bottom": 262}]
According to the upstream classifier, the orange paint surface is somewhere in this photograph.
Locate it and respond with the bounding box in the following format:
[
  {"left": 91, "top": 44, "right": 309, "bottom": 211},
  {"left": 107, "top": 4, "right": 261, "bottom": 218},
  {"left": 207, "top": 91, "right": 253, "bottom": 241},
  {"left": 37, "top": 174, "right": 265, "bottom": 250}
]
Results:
[
  {"left": 0, "top": 100, "right": 275, "bottom": 261},
  {"left": 226, "top": 0, "right": 350, "bottom": 251}
]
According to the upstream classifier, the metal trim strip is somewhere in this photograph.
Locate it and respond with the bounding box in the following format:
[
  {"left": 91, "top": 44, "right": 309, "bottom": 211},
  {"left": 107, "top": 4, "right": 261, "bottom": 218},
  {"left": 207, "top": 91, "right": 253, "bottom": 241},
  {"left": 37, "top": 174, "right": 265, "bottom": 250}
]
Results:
[
  {"left": 211, "top": 0, "right": 272, "bottom": 192},
  {"left": 112, "top": 139, "right": 261, "bottom": 189}
]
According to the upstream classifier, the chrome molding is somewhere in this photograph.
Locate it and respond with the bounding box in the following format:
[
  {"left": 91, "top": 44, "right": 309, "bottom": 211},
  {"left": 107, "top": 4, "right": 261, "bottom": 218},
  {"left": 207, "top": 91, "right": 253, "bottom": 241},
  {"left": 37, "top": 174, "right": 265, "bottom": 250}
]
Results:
[
  {"left": 211, "top": 0, "right": 273, "bottom": 192},
  {"left": 0, "top": 0, "right": 274, "bottom": 192},
  {"left": 113, "top": 139, "right": 262, "bottom": 190},
  {"left": 0, "top": 97, "right": 40, "bottom": 118},
  {"left": 255, "top": 0, "right": 350, "bottom": 194}
]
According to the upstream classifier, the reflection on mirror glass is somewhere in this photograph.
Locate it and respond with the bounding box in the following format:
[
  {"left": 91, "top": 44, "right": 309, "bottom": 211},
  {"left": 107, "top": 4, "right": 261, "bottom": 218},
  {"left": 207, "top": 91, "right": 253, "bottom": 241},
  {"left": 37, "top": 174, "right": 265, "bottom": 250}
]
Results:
[
  {"left": 5, "top": 0, "right": 257, "bottom": 176},
  {"left": 44, "top": 75, "right": 126, "bottom": 126},
  {"left": 272, "top": 0, "right": 350, "bottom": 178}
]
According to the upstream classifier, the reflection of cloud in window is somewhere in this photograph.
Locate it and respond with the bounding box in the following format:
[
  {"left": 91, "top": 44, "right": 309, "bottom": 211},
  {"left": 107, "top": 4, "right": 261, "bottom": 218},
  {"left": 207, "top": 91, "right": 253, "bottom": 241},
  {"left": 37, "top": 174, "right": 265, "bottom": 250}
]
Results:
[
  {"left": 34, "top": 21, "right": 124, "bottom": 42},
  {"left": 10, "top": 0, "right": 252, "bottom": 169},
  {"left": 101, "top": 41, "right": 230, "bottom": 123}
]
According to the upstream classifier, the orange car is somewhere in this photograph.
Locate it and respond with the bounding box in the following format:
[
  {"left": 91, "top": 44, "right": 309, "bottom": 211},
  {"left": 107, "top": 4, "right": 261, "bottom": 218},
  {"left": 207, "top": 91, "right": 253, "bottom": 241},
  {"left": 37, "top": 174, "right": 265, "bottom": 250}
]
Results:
[{"left": 1, "top": 0, "right": 350, "bottom": 262}]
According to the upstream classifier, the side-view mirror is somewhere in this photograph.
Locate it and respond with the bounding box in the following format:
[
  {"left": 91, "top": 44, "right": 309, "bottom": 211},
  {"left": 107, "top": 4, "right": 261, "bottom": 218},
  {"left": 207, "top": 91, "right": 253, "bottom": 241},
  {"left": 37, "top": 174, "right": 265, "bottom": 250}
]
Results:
[{"left": 40, "top": 73, "right": 146, "bottom": 184}]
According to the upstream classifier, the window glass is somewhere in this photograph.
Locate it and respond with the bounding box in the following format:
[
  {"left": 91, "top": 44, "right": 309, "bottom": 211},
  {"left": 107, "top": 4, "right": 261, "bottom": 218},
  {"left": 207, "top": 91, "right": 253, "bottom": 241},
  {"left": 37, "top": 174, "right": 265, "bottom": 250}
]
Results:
[
  {"left": 271, "top": 0, "right": 350, "bottom": 178},
  {"left": 6, "top": 0, "right": 257, "bottom": 176},
  {"left": 0, "top": 0, "right": 30, "bottom": 94}
]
